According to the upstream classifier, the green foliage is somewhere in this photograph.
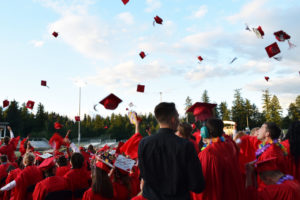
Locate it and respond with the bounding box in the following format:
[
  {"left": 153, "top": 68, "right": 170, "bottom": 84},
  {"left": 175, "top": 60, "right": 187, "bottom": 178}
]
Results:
[
  {"left": 201, "top": 90, "right": 210, "bottom": 103},
  {"left": 184, "top": 96, "right": 194, "bottom": 123},
  {"left": 262, "top": 89, "right": 272, "bottom": 121},
  {"left": 219, "top": 102, "right": 230, "bottom": 120}
]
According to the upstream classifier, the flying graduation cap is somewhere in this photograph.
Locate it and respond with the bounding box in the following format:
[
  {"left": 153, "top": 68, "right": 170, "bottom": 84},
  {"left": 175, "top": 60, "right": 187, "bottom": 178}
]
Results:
[
  {"left": 265, "top": 42, "right": 281, "bottom": 59},
  {"left": 3, "top": 100, "right": 9, "bottom": 108},
  {"left": 26, "top": 100, "right": 35, "bottom": 110},
  {"left": 153, "top": 16, "right": 163, "bottom": 25},
  {"left": 52, "top": 32, "right": 59, "bottom": 38},
  {"left": 230, "top": 57, "right": 238, "bottom": 64},
  {"left": 54, "top": 122, "right": 63, "bottom": 130},
  {"left": 75, "top": 116, "right": 80, "bottom": 122},
  {"left": 137, "top": 84, "right": 145, "bottom": 93},
  {"left": 186, "top": 102, "right": 217, "bottom": 122},
  {"left": 122, "top": 0, "right": 129, "bottom": 5},
  {"left": 265, "top": 76, "right": 270, "bottom": 82},
  {"left": 198, "top": 56, "right": 203, "bottom": 63},
  {"left": 41, "top": 80, "right": 49, "bottom": 88},
  {"left": 245, "top": 23, "right": 251, "bottom": 31},
  {"left": 274, "top": 30, "right": 296, "bottom": 49},
  {"left": 252, "top": 26, "right": 264, "bottom": 39},
  {"left": 100, "top": 93, "right": 122, "bottom": 110},
  {"left": 139, "top": 51, "right": 146, "bottom": 59}
]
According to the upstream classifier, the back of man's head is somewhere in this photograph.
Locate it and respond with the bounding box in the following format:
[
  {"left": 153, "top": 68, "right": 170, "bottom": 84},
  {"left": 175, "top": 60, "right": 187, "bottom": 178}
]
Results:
[
  {"left": 265, "top": 122, "right": 281, "bottom": 140},
  {"left": 154, "top": 102, "right": 178, "bottom": 125},
  {"left": 71, "top": 152, "right": 84, "bottom": 169},
  {"left": 57, "top": 155, "right": 68, "bottom": 167},
  {"left": 206, "top": 118, "right": 224, "bottom": 138},
  {"left": 0, "top": 155, "right": 8, "bottom": 163},
  {"left": 4, "top": 136, "right": 10, "bottom": 145}
]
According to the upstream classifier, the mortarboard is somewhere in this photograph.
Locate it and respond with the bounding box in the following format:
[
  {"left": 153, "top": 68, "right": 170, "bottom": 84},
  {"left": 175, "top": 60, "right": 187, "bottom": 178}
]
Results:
[
  {"left": 54, "top": 122, "right": 63, "bottom": 130},
  {"left": 3, "top": 100, "right": 9, "bottom": 108},
  {"left": 38, "top": 157, "right": 55, "bottom": 171},
  {"left": 186, "top": 102, "right": 217, "bottom": 122},
  {"left": 198, "top": 56, "right": 203, "bottom": 62},
  {"left": 100, "top": 93, "right": 122, "bottom": 110},
  {"left": 26, "top": 100, "right": 35, "bottom": 109},
  {"left": 41, "top": 80, "right": 49, "bottom": 88},
  {"left": 139, "top": 51, "right": 146, "bottom": 59},
  {"left": 96, "top": 161, "right": 111, "bottom": 173},
  {"left": 52, "top": 32, "right": 58, "bottom": 38},
  {"left": 274, "top": 30, "right": 290, "bottom": 42},
  {"left": 75, "top": 116, "right": 80, "bottom": 122},
  {"left": 253, "top": 26, "right": 264, "bottom": 39},
  {"left": 122, "top": 0, "right": 129, "bottom": 5},
  {"left": 255, "top": 157, "right": 279, "bottom": 173},
  {"left": 265, "top": 76, "right": 270, "bottom": 82},
  {"left": 265, "top": 42, "right": 281, "bottom": 58},
  {"left": 154, "top": 16, "right": 163, "bottom": 25},
  {"left": 137, "top": 84, "right": 145, "bottom": 93},
  {"left": 230, "top": 57, "right": 238, "bottom": 64}
]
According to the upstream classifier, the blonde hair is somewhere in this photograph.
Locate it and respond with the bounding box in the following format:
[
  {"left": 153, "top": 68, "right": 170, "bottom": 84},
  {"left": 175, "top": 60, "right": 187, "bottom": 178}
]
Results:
[{"left": 23, "top": 152, "right": 35, "bottom": 166}]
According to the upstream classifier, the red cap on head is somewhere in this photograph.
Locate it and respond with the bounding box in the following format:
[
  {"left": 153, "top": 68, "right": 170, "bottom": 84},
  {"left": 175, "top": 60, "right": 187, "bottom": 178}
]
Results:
[
  {"left": 52, "top": 31, "right": 58, "bottom": 38},
  {"left": 38, "top": 157, "right": 55, "bottom": 171},
  {"left": 186, "top": 102, "right": 217, "bottom": 121},
  {"left": 255, "top": 157, "right": 279, "bottom": 173},
  {"left": 79, "top": 146, "right": 85, "bottom": 151},
  {"left": 265, "top": 42, "right": 281, "bottom": 58},
  {"left": 26, "top": 100, "right": 35, "bottom": 109},
  {"left": 139, "top": 51, "right": 146, "bottom": 59},
  {"left": 198, "top": 56, "right": 203, "bottom": 62},
  {"left": 54, "top": 122, "right": 63, "bottom": 130},
  {"left": 274, "top": 30, "right": 290, "bottom": 42},
  {"left": 96, "top": 161, "right": 111, "bottom": 173},
  {"left": 75, "top": 116, "right": 80, "bottom": 122},
  {"left": 154, "top": 16, "right": 163, "bottom": 24},
  {"left": 41, "top": 80, "right": 47, "bottom": 86},
  {"left": 122, "top": 0, "right": 129, "bottom": 5},
  {"left": 100, "top": 93, "right": 122, "bottom": 110},
  {"left": 3, "top": 100, "right": 9, "bottom": 108},
  {"left": 137, "top": 84, "right": 145, "bottom": 93}
]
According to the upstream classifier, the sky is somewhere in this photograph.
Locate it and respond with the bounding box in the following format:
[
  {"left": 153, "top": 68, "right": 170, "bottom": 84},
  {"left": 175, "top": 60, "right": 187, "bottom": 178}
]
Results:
[{"left": 0, "top": 0, "right": 299, "bottom": 120}]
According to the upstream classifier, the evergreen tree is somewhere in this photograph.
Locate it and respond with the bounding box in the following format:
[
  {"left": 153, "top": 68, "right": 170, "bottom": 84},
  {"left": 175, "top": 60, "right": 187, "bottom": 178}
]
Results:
[
  {"left": 184, "top": 96, "right": 194, "bottom": 123},
  {"left": 219, "top": 102, "right": 230, "bottom": 120},
  {"left": 270, "top": 95, "right": 282, "bottom": 125},
  {"left": 201, "top": 90, "right": 210, "bottom": 103},
  {"left": 262, "top": 89, "right": 272, "bottom": 122},
  {"left": 231, "top": 89, "right": 247, "bottom": 130}
]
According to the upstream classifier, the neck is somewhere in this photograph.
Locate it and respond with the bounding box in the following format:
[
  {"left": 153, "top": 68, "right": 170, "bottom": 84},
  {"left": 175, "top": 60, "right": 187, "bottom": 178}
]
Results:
[
  {"left": 160, "top": 124, "right": 171, "bottom": 129},
  {"left": 263, "top": 137, "right": 271, "bottom": 144}
]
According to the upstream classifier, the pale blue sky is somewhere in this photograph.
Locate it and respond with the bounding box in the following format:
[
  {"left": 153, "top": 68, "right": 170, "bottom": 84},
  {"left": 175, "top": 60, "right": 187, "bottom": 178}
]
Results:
[{"left": 1, "top": 0, "right": 299, "bottom": 119}]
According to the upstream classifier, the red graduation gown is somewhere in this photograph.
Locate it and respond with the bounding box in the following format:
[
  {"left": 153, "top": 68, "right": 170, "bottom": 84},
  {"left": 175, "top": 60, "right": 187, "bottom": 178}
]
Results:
[
  {"left": 20, "top": 138, "right": 35, "bottom": 156},
  {"left": 56, "top": 166, "right": 71, "bottom": 177},
  {"left": 14, "top": 165, "right": 44, "bottom": 200},
  {"left": 64, "top": 168, "right": 91, "bottom": 191},
  {"left": 32, "top": 176, "right": 69, "bottom": 200},
  {"left": 0, "top": 163, "right": 10, "bottom": 185},
  {"left": 246, "top": 180, "right": 300, "bottom": 200},
  {"left": 131, "top": 195, "right": 148, "bottom": 200},
  {"left": 281, "top": 140, "right": 300, "bottom": 182},
  {"left": 192, "top": 139, "right": 245, "bottom": 200},
  {"left": 120, "top": 133, "right": 143, "bottom": 160},
  {"left": 3, "top": 168, "right": 21, "bottom": 200},
  {"left": 113, "top": 182, "right": 131, "bottom": 200},
  {"left": 82, "top": 188, "right": 113, "bottom": 200},
  {"left": 0, "top": 143, "right": 17, "bottom": 162}
]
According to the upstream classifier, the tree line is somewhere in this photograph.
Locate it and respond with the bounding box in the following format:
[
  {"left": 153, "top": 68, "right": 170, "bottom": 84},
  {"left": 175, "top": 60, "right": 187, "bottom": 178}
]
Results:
[{"left": 0, "top": 89, "right": 299, "bottom": 140}]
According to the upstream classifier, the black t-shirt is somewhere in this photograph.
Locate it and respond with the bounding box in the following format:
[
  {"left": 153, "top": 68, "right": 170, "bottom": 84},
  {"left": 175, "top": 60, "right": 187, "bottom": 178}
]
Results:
[{"left": 138, "top": 128, "right": 205, "bottom": 200}]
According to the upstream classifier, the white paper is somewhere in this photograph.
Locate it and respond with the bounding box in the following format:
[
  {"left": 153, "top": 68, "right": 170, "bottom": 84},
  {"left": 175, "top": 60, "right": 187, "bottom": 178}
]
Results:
[
  {"left": 114, "top": 155, "right": 135, "bottom": 172},
  {"left": 38, "top": 153, "right": 53, "bottom": 159},
  {"left": 70, "top": 143, "right": 80, "bottom": 153}
]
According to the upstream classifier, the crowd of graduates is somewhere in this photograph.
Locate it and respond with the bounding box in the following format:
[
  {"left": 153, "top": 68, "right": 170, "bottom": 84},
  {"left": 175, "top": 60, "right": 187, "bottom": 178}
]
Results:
[{"left": 0, "top": 102, "right": 299, "bottom": 200}]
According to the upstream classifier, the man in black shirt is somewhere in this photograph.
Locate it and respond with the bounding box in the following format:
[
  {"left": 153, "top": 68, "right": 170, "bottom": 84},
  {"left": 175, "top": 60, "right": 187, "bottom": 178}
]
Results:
[{"left": 138, "top": 102, "right": 205, "bottom": 200}]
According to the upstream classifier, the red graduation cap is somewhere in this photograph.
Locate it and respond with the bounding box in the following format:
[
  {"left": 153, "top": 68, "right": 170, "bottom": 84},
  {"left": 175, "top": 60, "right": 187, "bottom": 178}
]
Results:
[
  {"left": 257, "top": 26, "right": 264, "bottom": 37},
  {"left": 253, "top": 26, "right": 264, "bottom": 38},
  {"left": 54, "top": 122, "right": 63, "bottom": 130},
  {"left": 119, "top": 132, "right": 143, "bottom": 159},
  {"left": 265, "top": 42, "right": 281, "bottom": 58},
  {"left": 52, "top": 31, "right": 58, "bottom": 38},
  {"left": 186, "top": 102, "right": 217, "bottom": 122},
  {"left": 26, "top": 100, "right": 35, "bottom": 109},
  {"left": 154, "top": 15, "right": 163, "bottom": 25},
  {"left": 99, "top": 144, "right": 110, "bottom": 152},
  {"left": 41, "top": 80, "right": 47, "bottom": 86},
  {"left": 75, "top": 116, "right": 80, "bottom": 122},
  {"left": 3, "top": 100, "right": 9, "bottom": 108},
  {"left": 137, "top": 84, "right": 145, "bottom": 93},
  {"left": 265, "top": 76, "right": 270, "bottom": 82},
  {"left": 274, "top": 30, "right": 290, "bottom": 42},
  {"left": 139, "top": 51, "right": 146, "bottom": 59},
  {"left": 198, "top": 56, "right": 203, "bottom": 62},
  {"left": 96, "top": 161, "right": 111, "bottom": 173},
  {"left": 104, "top": 125, "right": 108, "bottom": 129},
  {"left": 38, "top": 157, "right": 55, "bottom": 171},
  {"left": 122, "top": 0, "right": 129, "bottom": 5},
  {"left": 255, "top": 157, "right": 279, "bottom": 173},
  {"left": 100, "top": 93, "right": 122, "bottom": 110}
]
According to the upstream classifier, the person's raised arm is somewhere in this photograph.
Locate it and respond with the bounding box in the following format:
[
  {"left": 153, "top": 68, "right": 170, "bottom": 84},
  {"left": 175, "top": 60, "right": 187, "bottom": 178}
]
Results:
[{"left": 7, "top": 126, "right": 14, "bottom": 138}]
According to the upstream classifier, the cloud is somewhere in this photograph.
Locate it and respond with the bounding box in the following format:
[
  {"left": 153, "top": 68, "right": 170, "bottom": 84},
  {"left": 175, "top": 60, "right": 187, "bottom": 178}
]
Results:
[
  {"left": 116, "top": 12, "right": 134, "bottom": 25},
  {"left": 30, "top": 40, "right": 45, "bottom": 47},
  {"left": 145, "top": 0, "right": 161, "bottom": 13},
  {"left": 192, "top": 5, "right": 208, "bottom": 18},
  {"left": 86, "top": 60, "right": 170, "bottom": 90}
]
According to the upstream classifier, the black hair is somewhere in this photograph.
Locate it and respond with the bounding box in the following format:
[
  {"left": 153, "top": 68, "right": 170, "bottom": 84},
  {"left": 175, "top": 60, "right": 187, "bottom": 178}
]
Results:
[
  {"left": 71, "top": 153, "right": 84, "bottom": 169},
  {"left": 57, "top": 155, "right": 68, "bottom": 167},
  {"left": 0, "top": 155, "right": 8, "bottom": 163},
  {"left": 264, "top": 122, "right": 281, "bottom": 140},
  {"left": 206, "top": 118, "right": 224, "bottom": 137},
  {"left": 287, "top": 121, "right": 300, "bottom": 164},
  {"left": 154, "top": 102, "right": 178, "bottom": 124},
  {"left": 92, "top": 167, "right": 114, "bottom": 198}
]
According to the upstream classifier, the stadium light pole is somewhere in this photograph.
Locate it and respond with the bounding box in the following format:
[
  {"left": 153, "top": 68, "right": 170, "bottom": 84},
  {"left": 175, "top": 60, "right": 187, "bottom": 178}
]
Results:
[{"left": 75, "top": 80, "right": 86, "bottom": 146}]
